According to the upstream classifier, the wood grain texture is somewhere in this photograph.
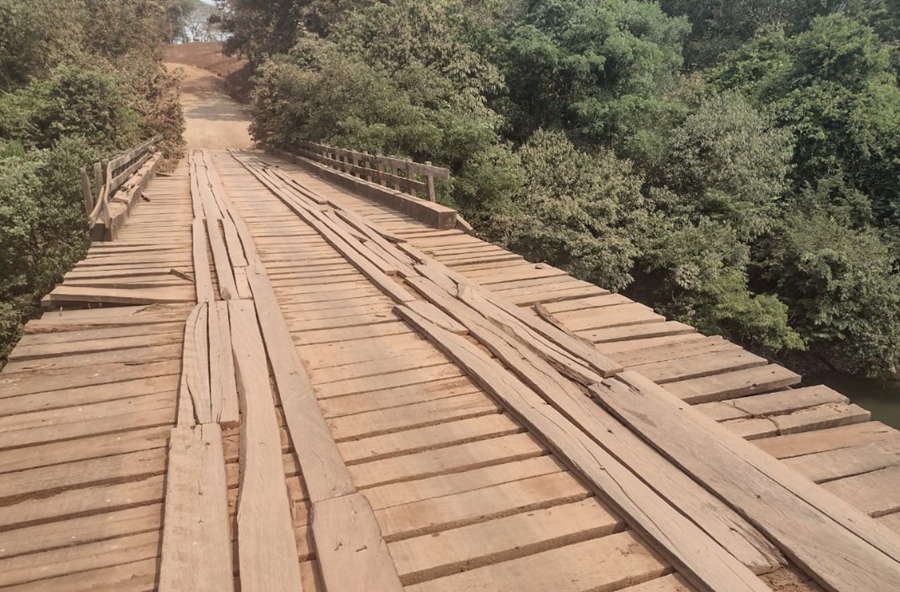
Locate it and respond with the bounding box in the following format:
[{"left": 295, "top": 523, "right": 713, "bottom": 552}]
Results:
[
  {"left": 210, "top": 301, "right": 240, "bottom": 426},
  {"left": 399, "top": 279, "right": 782, "bottom": 572},
  {"left": 159, "top": 424, "right": 233, "bottom": 592},
  {"left": 395, "top": 304, "right": 770, "bottom": 592},
  {"left": 229, "top": 300, "right": 304, "bottom": 592},
  {"left": 596, "top": 371, "right": 900, "bottom": 592},
  {"left": 311, "top": 493, "right": 404, "bottom": 592}
]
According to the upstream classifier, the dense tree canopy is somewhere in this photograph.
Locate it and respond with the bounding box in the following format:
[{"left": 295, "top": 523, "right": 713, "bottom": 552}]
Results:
[
  {"left": 0, "top": 0, "right": 184, "bottom": 362},
  {"left": 225, "top": 0, "right": 900, "bottom": 376}
]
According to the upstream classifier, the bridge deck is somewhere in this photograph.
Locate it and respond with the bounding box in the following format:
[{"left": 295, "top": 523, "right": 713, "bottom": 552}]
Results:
[{"left": 0, "top": 150, "right": 898, "bottom": 591}]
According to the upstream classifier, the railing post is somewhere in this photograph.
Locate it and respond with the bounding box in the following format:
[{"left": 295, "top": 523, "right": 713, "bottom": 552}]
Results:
[
  {"left": 80, "top": 169, "right": 94, "bottom": 218},
  {"left": 426, "top": 161, "right": 436, "bottom": 202},
  {"left": 93, "top": 162, "right": 103, "bottom": 201},
  {"left": 406, "top": 160, "right": 416, "bottom": 198}
]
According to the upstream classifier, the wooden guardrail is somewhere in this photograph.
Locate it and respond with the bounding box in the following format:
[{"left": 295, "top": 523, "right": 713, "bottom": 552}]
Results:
[
  {"left": 294, "top": 141, "right": 450, "bottom": 202},
  {"left": 81, "top": 135, "right": 162, "bottom": 240}
]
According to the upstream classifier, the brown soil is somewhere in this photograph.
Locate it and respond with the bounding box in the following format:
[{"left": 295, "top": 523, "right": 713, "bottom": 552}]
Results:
[
  {"left": 164, "top": 42, "right": 253, "bottom": 103},
  {"left": 164, "top": 62, "right": 253, "bottom": 150}
]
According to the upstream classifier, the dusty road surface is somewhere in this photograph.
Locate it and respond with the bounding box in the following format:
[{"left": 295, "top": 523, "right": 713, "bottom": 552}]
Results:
[{"left": 165, "top": 62, "right": 253, "bottom": 149}]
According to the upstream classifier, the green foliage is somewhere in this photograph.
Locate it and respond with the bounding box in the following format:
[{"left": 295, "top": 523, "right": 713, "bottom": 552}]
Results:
[
  {"left": 714, "top": 15, "right": 900, "bottom": 227},
  {"left": 0, "top": 0, "right": 184, "bottom": 363},
  {"left": 231, "top": 0, "right": 900, "bottom": 377},
  {"left": 662, "top": 91, "right": 793, "bottom": 239},
  {"left": 491, "top": 129, "right": 644, "bottom": 291},
  {"left": 499, "top": 0, "right": 690, "bottom": 160},
  {"left": 250, "top": 1, "right": 521, "bottom": 217},
  {"left": 760, "top": 213, "right": 900, "bottom": 374}
]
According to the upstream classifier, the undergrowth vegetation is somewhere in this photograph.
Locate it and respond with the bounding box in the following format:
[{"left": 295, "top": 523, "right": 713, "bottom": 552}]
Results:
[
  {"left": 0, "top": 0, "right": 185, "bottom": 361},
  {"left": 226, "top": 0, "right": 900, "bottom": 376}
]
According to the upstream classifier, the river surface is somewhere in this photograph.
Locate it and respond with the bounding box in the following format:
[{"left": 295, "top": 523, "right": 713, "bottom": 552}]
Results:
[{"left": 807, "top": 372, "right": 900, "bottom": 430}]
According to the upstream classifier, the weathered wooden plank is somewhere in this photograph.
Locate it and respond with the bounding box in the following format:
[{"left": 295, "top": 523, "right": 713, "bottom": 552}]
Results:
[
  {"left": 0, "top": 531, "right": 159, "bottom": 589},
  {"left": 724, "top": 403, "right": 871, "bottom": 440},
  {"left": 755, "top": 422, "right": 898, "bottom": 460},
  {"left": 337, "top": 414, "right": 522, "bottom": 465},
  {"left": 404, "top": 531, "right": 668, "bottom": 592},
  {"left": 394, "top": 290, "right": 784, "bottom": 573},
  {"left": 783, "top": 437, "right": 900, "bottom": 483},
  {"left": 159, "top": 425, "right": 233, "bottom": 592},
  {"left": 596, "top": 371, "right": 900, "bottom": 592},
  {"left": 207, "top": 218, "right": 239, "bottom": 300},
  {"left": 42, "top": 285, "right": 193, "bottom": 307},
  {"left": 310, "top": 493, "right": 404, "bottom": 592},
  {"left": 229, "top": 299, "right": 304, "bottom": 592},
  {"left": 184, "top": 303, "right": 211, "bottom": 424},
  {"left": 192, "top": 219, "right": 214, "bottom": 302},
  {"left": 210, "top": 301, "right": 240, "bottom": 426},
  {"left": 389, "top": 498, "right": 622, "bottom": 585},
  {"left": 823, "top": 466, "right": 900, "bottom": 517},
  {"left": 396, "top": 305, "right": 769, "bottom": 592},
  {"left": 664, "top": 364, "right": 801, "bottom": 404}
]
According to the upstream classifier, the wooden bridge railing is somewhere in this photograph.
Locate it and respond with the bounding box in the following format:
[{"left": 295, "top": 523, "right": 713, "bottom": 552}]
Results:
[
  {"left": 294, "top": 141, "right": 450, "bottom": 202},
  {"left": 81, "top": 135, "right": 163, "bottom": 241}
]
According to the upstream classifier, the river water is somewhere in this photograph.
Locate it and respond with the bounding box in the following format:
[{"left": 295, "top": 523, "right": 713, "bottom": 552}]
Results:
[{"left": 806, "top": 372, "right": 900, "bottom": 430}]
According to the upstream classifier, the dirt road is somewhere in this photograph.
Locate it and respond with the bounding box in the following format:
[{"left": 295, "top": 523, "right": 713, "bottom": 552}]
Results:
[{"left": 165, "top": 62, "right": 253, "bottom": 149}]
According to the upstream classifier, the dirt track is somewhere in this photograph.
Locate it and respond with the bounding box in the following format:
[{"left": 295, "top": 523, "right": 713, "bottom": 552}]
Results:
[{"left": 165, "top": 62, "right": 253, "bottom": 149}]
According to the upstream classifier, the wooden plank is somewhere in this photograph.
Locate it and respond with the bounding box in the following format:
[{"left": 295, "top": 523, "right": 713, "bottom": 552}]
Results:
[
  {"left": 338, "top": 414, "right": 522, "bottom": 465},
  {"left": 665, "top": 365, "right": 801, "bottom": 404},
  {"left": 389, "top": 498, "right": 622, "bottom": 585},
  {"left": 193, "top": 219, "right": 214, "bottom": 302},
  {"left": 404, "top": 531, "right": 668, "bottom": 592},
  {"left": 823, "top": 466, "right": 900, "bottom": 517},
  {"left": 0, "top": 531, "right": 159, "bottom": 588},
  {"left": 724, "top": 403, "right": 871, "bottom": 440},
  {"left": 234, "top": 154, "right": 415, "bottom": 304},
  {"left": 184, "top": 303, "right": 211, "bottom": 424},
  {"left": 327, "top": 392, "right": 501, "bottom": 441},
  {"left": 755, "top": 422, "right": 898, "bottom": 460},
  {"left": 637, "top": 350, "right": 769, "bottom": 384},
  {"left": 783, "top": 437, "right": 900, "bottom": 483},
  {"left": 310, "top": 493, "right": 404, "bottom": 592},
  {"left": 413, "top": 264, "right": 620, "bottom": 379},
  {"left": 42, "top": 285, "right": 193, "bottom": 307},
  {"left": 595, "top": 371, "right": 900, "bottom": 592},
  {"left": 212, "top": 156, "right": 360, "bottom": 503},
  {"left": 348, "top": 433, "right": 545, "bottom": 489},
  {"left": 394, "top": 292, "right": 784, "bottom": 573},
  {"left": 229, "top": 299, "right": 304, "bottom": 592},
  {"left": 207, "top": 218, "right": 239, "bottom": 300},
  {"left": 395, "top": 305, "right": 770, "bottom": 592},
  {"left": 210, "top": 301, "right": 240, "bottom": 426},
  {"left": 159, "top": 425, "right": 234, "bottom": 592}
]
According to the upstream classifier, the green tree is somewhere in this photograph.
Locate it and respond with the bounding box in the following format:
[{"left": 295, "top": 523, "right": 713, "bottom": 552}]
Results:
[
  {"left": 492, "top": 129, "right": 646, "bottom": 291},
  {"left": 662, "top": 90, "right": 794, "bottom": 239},
  {"left": 760, "top": 213, "right": 900, "bottom": 374},
  {"left": 714, "top": 15, "right": 900, "bottom": 227},
  {"left": 498, "top": 0, "right": 690, "bottom": 164}
]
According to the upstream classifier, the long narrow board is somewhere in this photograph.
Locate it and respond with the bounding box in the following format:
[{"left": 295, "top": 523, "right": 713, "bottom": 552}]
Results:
[
  {"left": 395, "top": 304, "right": 769, "bottom": 592},
  {"left": 159, "top": 424, "right": 233, "bottom": 592},
  {"left": 229, "top": 300, "right": 304, "bottom": 592},
  {"left": 594, "top": 371, "right": 900, "bottom": 592},
  {"left": 402, "top": 277, "right": 783, "bottom": 573},
  {"left": 210, "top": 301, "right": 240, "bottom": 426},
  {"left": 311, "top": 493, "right": 404, "bottom": 592}
]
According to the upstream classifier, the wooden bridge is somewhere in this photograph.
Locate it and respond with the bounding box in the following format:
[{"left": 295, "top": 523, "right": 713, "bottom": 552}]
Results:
[{"left": 1, "top": 143, "right": 900, "bottom": 592}]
